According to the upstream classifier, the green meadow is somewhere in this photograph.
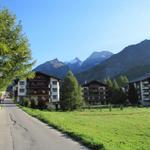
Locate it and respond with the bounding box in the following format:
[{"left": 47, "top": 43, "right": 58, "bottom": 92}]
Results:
[{"left": 22, "top": 107, "right": 150, "bottom": 150}]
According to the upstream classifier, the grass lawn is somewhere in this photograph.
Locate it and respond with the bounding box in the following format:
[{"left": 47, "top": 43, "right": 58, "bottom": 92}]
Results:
[{"left": 22, "top": 107, "right": 150, "bottom": 150}]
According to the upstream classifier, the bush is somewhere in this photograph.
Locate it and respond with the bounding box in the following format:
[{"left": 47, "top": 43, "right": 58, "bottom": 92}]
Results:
[
  {"left": 47, "top": 103, "right": 56, "bottom": 111},
  {"left": 30, "top": 99, "right": 36, "bottom": 109},
  {"left": 37, "top": 99, "right": 46, "bottom": 110},
  {"left": 22, "top": 98, "right": 29, "bottom": 107}
]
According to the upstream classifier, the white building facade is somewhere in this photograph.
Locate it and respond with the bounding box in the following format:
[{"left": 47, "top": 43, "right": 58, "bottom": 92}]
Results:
[
  {"left": 13, "top": 72, "right": 60, "bottom": 108},
  {"left": 129, "top": 74, "right": 150, "bottom": 106}
]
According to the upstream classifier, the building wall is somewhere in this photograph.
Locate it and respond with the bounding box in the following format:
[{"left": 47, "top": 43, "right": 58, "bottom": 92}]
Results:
[
  {"left": 83, "top": 81, "right": 107, "bottom": 105},
  {"left": 50, "top": 77, "right": 60, "bottom": 103},
  {"left": 18, "top": 80, "right": 27, "bottom": 96},
  {"left": 14, "top": 73, "right": 60, "bottom": 107},
  {"left": 132, "top": 79, "right": 150, "bottom": 106}
]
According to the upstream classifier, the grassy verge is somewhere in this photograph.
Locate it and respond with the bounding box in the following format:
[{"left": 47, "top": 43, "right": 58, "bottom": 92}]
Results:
[{"left": 21, "top": 107, "right": 150, "bottom": 150}]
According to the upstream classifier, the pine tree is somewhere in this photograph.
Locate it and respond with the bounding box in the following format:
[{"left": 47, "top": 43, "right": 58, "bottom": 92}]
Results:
[
  {"left": 117, "top": 75, "right": 129, "bottom": 87},
  {"left": 0, "top": 9, "right": 35, "bottom": 91},
  {"left": 106, "top": 77, "right": 113, "bottom": 88},
  {"left": 60, "top": 71, "right": 83, "bottom": 111},
  {"left": 123, "top": 76, "right": 129, "bottom": 84},
  {"left": 128, "top": 84, "right": 139, "bottom": 104},
  {"left": 113, "top": 79, "right": 119, "bottom": 90},
  {"left": 105, "top": 77, "right": 113, "bottom": 104}
]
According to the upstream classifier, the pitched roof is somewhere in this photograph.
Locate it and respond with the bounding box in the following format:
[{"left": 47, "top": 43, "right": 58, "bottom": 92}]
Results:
[
  {"left": 82, "top": 80, "right": 106, "bottom": 87},
  {"left": 33, "top": 71, "right": 61, "bottom": 80},
  {"left": 130, "top": 73, "right": 150, "bottom": 83}
]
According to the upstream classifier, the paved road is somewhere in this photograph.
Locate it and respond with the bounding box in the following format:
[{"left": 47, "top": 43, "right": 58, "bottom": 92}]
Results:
[{"left": 0, "top": 99, "right": 89, "bottom": 150}]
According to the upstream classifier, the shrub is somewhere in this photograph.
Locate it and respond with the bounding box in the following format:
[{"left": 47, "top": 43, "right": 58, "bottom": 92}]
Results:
[
  {"left": 37, "top": 99, "right": 46, "bottom": 110},
  {"left": 30, "top": 99, "right": 36, "bottom": 109},
  {"left": 47, "top": 103, "right": 56, "bottom": 111},
  {"left": 21, "top": 97, "right": 29, "bottom": 107}
]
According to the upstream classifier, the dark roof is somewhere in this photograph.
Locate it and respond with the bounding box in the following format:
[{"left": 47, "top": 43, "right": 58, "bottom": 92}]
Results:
[
  {"left": 82, "top": 80, "right": 106, "bottom": 87},
  {"left": 33, "top": 71, "right": 61, "bottom": 80},
  {"left": 130, "top": 73, "right": 150, "bottom": 83}
]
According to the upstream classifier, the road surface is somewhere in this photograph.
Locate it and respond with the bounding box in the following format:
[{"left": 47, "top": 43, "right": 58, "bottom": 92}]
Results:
[{"left": 0, "top": 99, "right": 89, "bottom": 150}]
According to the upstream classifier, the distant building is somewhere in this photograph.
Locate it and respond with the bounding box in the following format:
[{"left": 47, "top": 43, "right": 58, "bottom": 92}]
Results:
[
  {"left": 13, "top": 72, "right": 60, "bottom": 108},
  {"left": 129, "top": 73, "right": 150, "bottom": 106},
  {"left": 82, "top": 80, "right": 107, "bottom": 105}
]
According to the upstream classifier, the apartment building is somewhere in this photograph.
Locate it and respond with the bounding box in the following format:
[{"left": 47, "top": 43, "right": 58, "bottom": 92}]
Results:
[
  {"left": 82, "top": 80, "right": 107, "bottom": 105},
  {"left": 13, "top": 71, "right": 60, "bottom": 108},
  {"left": 129, "top": 73, "right": 150, "bottom": 106}
]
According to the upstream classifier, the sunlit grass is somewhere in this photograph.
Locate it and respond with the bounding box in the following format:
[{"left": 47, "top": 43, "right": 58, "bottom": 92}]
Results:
[{"left": 22, "top": 107, "right": 150, "bottom": 150}]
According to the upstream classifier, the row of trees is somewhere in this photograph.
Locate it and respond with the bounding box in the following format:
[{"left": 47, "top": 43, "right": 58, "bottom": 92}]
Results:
[
  {"left": 105, "top": 76, "right": 139, "bottom": 105},
  {"left": 60, "top": 74, "right": 130, "bottom": 111},
  {"left": 59, "top": 72, "right": 139, "bottom": 110},
  {"left": 104, "top": 75, "right": 129, "bottom": 104}
]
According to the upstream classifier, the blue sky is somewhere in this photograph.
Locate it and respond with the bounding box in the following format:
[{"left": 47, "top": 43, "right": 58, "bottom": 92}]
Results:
[{"left": 1, "top": 0, "right": 150, "bottom": 66}]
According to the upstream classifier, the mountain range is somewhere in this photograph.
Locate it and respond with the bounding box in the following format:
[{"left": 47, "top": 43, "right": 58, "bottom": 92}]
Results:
[
  {"left": 34, "top": 39, "right": 150, "bottom": 83},
  {"left": 77, "top": 39, "right": 150, "bottom": 83},
  {"left": 34, "top": 51, "right": 113, "bottom": 78}
]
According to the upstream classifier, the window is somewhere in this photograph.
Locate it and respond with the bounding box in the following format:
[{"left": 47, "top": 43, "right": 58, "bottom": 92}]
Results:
[
  {"left": 20, "top": 81, "right": 25, "bottom": 85},
  {"left": 42, "top": 90, "right": 46, "bottom": 94},
  {"left": 52, "top": 88, "right": 57, "bottom": 92},
  {"left": 33, "top": 90, "right": 37, "bottom": 94},
  {"left": 53, "top": 95, "right": 57, "bottom": 99},
  {"left": 52, "top": 81, "right": 57, "bottom": 85},
  {"left": 19, "top": 89, "right": 25, "bottom": 93}
]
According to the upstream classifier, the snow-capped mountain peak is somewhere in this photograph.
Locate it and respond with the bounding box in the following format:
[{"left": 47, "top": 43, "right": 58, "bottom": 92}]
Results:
[{"left": 66, "top": 57, "right": 82, "bottom": 65}]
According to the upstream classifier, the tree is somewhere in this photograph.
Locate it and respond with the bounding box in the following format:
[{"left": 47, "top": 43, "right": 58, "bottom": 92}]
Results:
[
  {"left": 117, "top": 75, "right": 129, "bottom": 87},
  {"left": 104, "top": 77, "right": 113, "bottom": 104},
  {"left": 112, "top": 79, "right": 119, "bottom": 90},
  {"left": 0, "top": 9, "right": 35, "bottom": 91},
  {"left": 128, "top": 84, "right": 139, "bottom": 104},
  {"left": 105, "top": 77, "right": 113, "bottom": 88},
  {"left": 60, "top": 71, "right": 83, "bottom": 111},
  {"left": 123, "top": 76, "right": 129, "bottom": 84},
  {"left": 105, "top": 76, "right": 128, "bottom": 104}
]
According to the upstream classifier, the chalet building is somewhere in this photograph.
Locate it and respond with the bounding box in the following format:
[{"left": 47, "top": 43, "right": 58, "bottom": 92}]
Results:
[
  {"left": 13, "top": 72, "right": 60, "bottom": 108},
  {"left": 82, "top": 80, "right": 107, "bottom": 105},
  {"left": 129, "top": 73, "right": 150, "bottom": 106}
]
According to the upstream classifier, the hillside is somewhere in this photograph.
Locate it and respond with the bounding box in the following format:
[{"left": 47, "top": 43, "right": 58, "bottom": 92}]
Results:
[
  {"left": 34, "top": 51, "right": 113, "bottom": 78},
  {"left": 77, "top": 40, "right": 150, "bottom": 83},
  {"left": 34, "top": 59, "right": 69, "bottom": 79},
  {"left": 80, "top": 51, "right": 113, "bottom": 71}
]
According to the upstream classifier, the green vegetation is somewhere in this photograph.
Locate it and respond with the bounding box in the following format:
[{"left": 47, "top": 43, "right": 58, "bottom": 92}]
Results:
[
  {"left": 22, "top": 107, "right": 150, "bottom": 150},
  {"left": 0, "top": 8, "right": 35, "bottom": 90},
  {"left": 60, "top": 71, "right": 84, "bottom": 111},
  {"left": 105, "top": 75, "right": 128, "bottom": 105},
  {"left": 128, "top": 84, "right": 139, "bottom": 105}
]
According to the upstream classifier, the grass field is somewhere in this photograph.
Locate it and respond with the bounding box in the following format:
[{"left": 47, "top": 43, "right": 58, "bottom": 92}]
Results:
[{"left": 22, "top": 107, "right": 150, "bottom": 150}]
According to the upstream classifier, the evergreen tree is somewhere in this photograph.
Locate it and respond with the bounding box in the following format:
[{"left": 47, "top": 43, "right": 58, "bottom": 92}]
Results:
[
  {"left": 128, "top": 84, "right": 139, "bottom": 104},
  {"left": 60, "top": 71, "right": 83, "bottom": 111},
  {"left": 117, "top": 75, "right": 129, "bottom": 87},
  {"left": 113, "top": 79, "right": 119, "bottom": 90},
  {"left": 123, "top": 76, "right": 129, "bottom": 84},
  {"left": 106, "top": 77, "right": 113, "bottom": 88},
  {"left": 111, "top": 79, "right": 126, "bottom": 104},
  {"left": 0, "top": 9, "right": 35, "bottom": 91},
  {"left": 105, "top": 76, "right": 128, "bottom": 104},
  {"left": 105, "top": 77, "right": 113, "bottom": 104}
]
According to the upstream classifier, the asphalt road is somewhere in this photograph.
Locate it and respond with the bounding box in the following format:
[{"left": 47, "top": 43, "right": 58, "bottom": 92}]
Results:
[{"left": 0, "top": 99, "right": 89, "bottom": 150}]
